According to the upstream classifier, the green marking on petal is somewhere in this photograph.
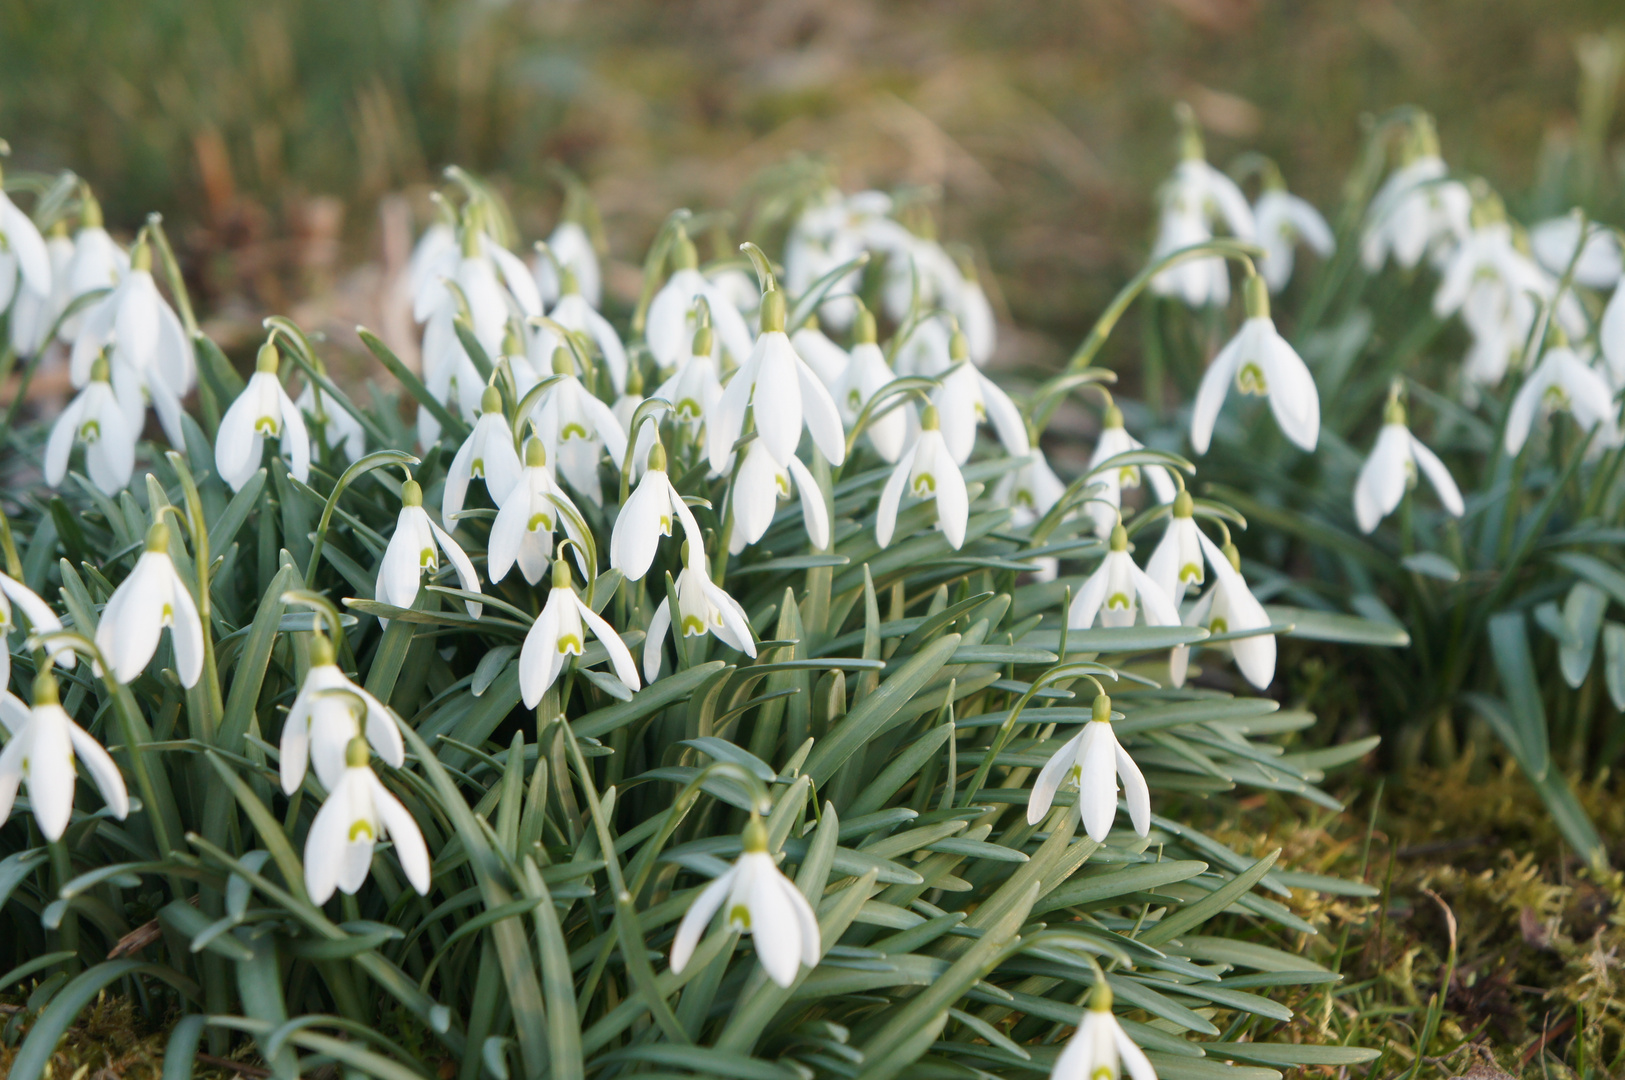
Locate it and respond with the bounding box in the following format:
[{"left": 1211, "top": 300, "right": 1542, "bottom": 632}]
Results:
[
  {"left": 79, "top": 420, "right": 101, "bottom": 443},
  {"left": 728, "top": 903, "right": 751, "bottom": 930},
  {"left": 1237, "top": 361, "right": 1268, "bottom": 395},
  {"left": 911, "top": 473, "right": 937, "bottom": 497},
  {"left": 349, "top": 820, "right": 375, "bottom": 842},
  {"left": 527, "top": 512, "right": 553, "bottom": 533},
  {"left": 557, "top": 634, "right": 583, "bottom": 656},
  {"left": 254, "top": 415, "right": 279, "bottom": 436},
  {"left": 681, "top": 615, "right": 707, "bottom": 637},
  {"left": 1180, "top": 562, "right": 1203, "bottom": 583},
  {"left": 420, "top": 548, "right": 436, "bottom": 569},
  {"left": 471, "top": 457, "right": 485, "bottom": 478},
  {"left": 562, "top": 422, "right": 589, "bottom": 440},
  {"left": 1106, "top": 592, "right": 1131, "bottom": 610}
]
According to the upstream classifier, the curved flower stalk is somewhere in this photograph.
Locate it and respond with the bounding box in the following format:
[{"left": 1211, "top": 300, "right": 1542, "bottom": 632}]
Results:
[
  {"left": 45, "top": 355, "right": 140, "bottom": 496},
  {"left": 519, "top": 556, "right": 639, "bottom": 708},
  {"left": 57, "top": 187, "right": 128, "bottom": 343},
  {"left": 1360, "top": 118, "right": 1471, "bottom": 272},
  {"left": 643, "top": 542, "right": 758, "bottom": 681},
  {"left": 547, "top": 264, "right": 629, "bottom": 393},
  {"left": 1149, "top": 115, "right": 1255, "bottom": 307},
  {"left": 0, "top": 570, "right": 72, "bottom": 687},
  {"left": 1190, "top": 272, "right": 1319, "bottom": 454},
  {"left": 1026, "top": 692, "right": 1150, "bottom": 842},
  {"left": 443, "top": 384, "right": 522, "bottom": 521},
  {"left": 96, "top": 520, "right": 204, "bottom": 687},
  {"left": 1069, "top": 523, "right": 1179, "bottom": 630},
  {"left": 1085, "top": 403, "right": 1175, "bottom": 538},
  {"left": 1505, "top": 339, "right": 1621, "bottom": 455},
  {"left": 728, "top": 432, "right": 831, "bottom": 555},
  {"left": 875, "top": 406, "right": 968, "bottom": 550},
  {"left": 0, "top": 673, "right": 128, "bottom": 843},
  {"left": 610, "top": 441, "right": 703, "bottom": 581},
  {"left": 1529, "top": 214, "right": 1622, "bottom": 289},
  {"left": 10, "top": 222, "right": 72, "bottom": 358},
  {"left": 0, "top": 168, "right": 52, "bottom": 316},
  {"left": 647, "top": 233, "right": 753, "bottom": 369},
  {"left": 790, "top": 318, "right": 850, "bottom": 390},
  {"left": 834, "top": 308, "right": 908, "bottom": 462},
  {"left": 215, "top": 342, "right": 311, "bottom": 492},
  {"left": 490, "top": 438, "right": 588, "bottom": 586},
  {"left": 68, "top": 236, "right": 192, "bottom": 447},
  {"left": 708, "top": 282, "right": 846, "bottom": 472},
  {"left": 670, "top": 813, "right": 819, "bottom": 989},
  {"left": 533, "top": 219, "right": 602, "bottom": 309},
  {"left": 279, "top": 632, "right": 404, "bottom": 795},
  {"left": 376, "top": 480, "right": 482, "bottom": 619},
  {"left": 1171, "top": 530, "right": 1276, "bottom": 690},
  {"left": 1253, "top": 180, "right": 1334, "bottom": 293},
  {"left": 534, "top": 348, "right": 628, "bottom": 505},
  {"left": 304, "top": 737, "right": 431, "bottom": 904},
  {"left": 1050, "top": 981, "right": 1157, "bottom": 1080},
  {"left": 1353, "top": 393, "right": 1464, "bottom": 533}
]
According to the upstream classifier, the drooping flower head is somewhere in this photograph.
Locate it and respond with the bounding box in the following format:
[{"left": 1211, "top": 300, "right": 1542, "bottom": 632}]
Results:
[
  {"left": 279, "top": 631, "right": 405, "bottom": 795},
  {"left": 375, "top": 479, "right": 482, "bottom": 619},
  {"left": 1049, "top": 979, "right": 1157, "bottom": 1080},
  {"left": 1190, "top": 271, "right": 1319, "bottom": 454},
  {"left": 96, "top": 519, "right": 204, "bottom": 687},
  {"left": 1149, "top": 109, "right": 1256, "bottom": 308},
  {"left": 45, "top": 353, "right": 140, "bottom": 497},
  {"left": 1027, "top": 692, "right": 1150, "bottom": 843},
  {"left": 304, "top": 736, "right": 431, "bottom": 904},
  {"left": 1353, "top": 390, "right": 1464, "bottom": 533},
  {"left": 875, "top": 405, "right": 969, "bottom": 551},
  {"left": 0, "top": 671, "right": 128, "bottom": 843},
  {"left": 490, "top": 437, "right": 588, "bottom": 586},
  {"left": 443, "top": 383, "right": 522, "bottom": 521},
  {"left": 643, "top": 541, "right": 758, "bottom": 681},
  {"left": 216, "top": 341, "right": 312, "bottom": 492},
  {"left": 519, "top": 555, "right": 639, "bottom": 708},
  {"left": 1253, "top": 166, "right": 1334, "bottom": 293},
  {"left": 1069, "top": 523, "right": 1179, "bottom": 631}
]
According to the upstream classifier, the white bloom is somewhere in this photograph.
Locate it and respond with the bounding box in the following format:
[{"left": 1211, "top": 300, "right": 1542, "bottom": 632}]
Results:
[
  {"left": 833, "top": 312, "right": 908, "bottom": 463},
  {"left": 375, "top": 481, "right": 482, "bottom": 618},
  {"left": 1069, "top": 525, "right": 1180, "bottom": 631},
  {"left": 954, "top": 266, "right": 997, "bottom": 366},
  {"left": 533, "top": 220, "right": 601, "bottom": 310},
  {"left": 1353, "top": 402, "right": 1464, "bottom": 533},
  {"left": 870, "top": 220, "right": 962, "bottom": 325},
  {"left": 1190, "top": 276, "right": 1319, "bottom": 454},
  {"left": 784, "top": 188, "right": 877, "bottom": 330},
  {"left": 1505, "top": 343, "right": 1620, "bottom": 455},
  {"left": 549, "top": 277, "right": 629, "bottom": 394},
  {"left": 1171, "top": 532, "right": 1275, "bottom": 690},
  {"left": 215, "top": 343, "right": 311, "bottom": 493},
  {"left": 0, "top": 181, "right": 52, "bottom": 316},
  {"left": 0, "top": 677, "right": 128, "bottom": 843},
  {"left": 1049, "top": 984, "right": 1157, "bottom": 1080},
  {"left": 898, "top": 319, "right": 1028, "bottom": 464},
  {"left": 95, "top": 522, "right": 204, "bottom": 687},
  {"left": 56, "top": 191, "right": 128, "bottom": 343},
  {"left": 994, "top": 447, "right": 1066, "bottom": 528},
  {"left": 45, "top": 357, "right": 140, "bottom": 496},
  {"left": 655, "top": 339, "right": 724, "bottom": 433},
  {"left": 1253, "top": 186, "right": 1334, "bottom": 293},
  {"left": 1529, "top": 215, "right": 1622, "bottom": 289},
  {"left": 875, "top": 408, "right": 968, "bottom": 550},
  {"left": 279, "top": 633, "right": 404, "bottom": 794},
  {"left": 1085, "top": 406, "right": 1175, "bottom": 538},
  {"left": 1600, "top": 283, "right": 1625, "bottom": 388},
  {"left": 647, "top": 235, "right": 754, "bottom": 369},
  {"left": 708, "top": 288, "right": 846, "bottom": 471},
  {"left": 297, "top": 379, "right": 366, "bottom": 461},
  {"left": 303, "top": 750, "right": 430, "bottom": 904},
  {"left": 443, "top": 384, "right": 522, "bottom": 521},
  {"left": 1360, "top": 152, "right": 1470, "bottom": 272},
  {"left": 1149, "top": 149, "right": 1256, "bottom": 307},
  {"left": 1145, "top": 493, "right": 1206, "bottom": 607},
  {"left": 10, "top": 226, "right": 72, "bottom": 358},
  {"left": 1026, "top": 694, "right": 1150, "bottom": 841},
  {"left": 0, "top": 571, "right": 73, "bottom": 689},
  {"left": 609, "top": 443, "right": 703, "bottom": 581},
  {"left": 519, "top": 558, "right": 639, "bottom": 708},
  {"left": 404, "top": 220, "right": 456, "bottom": 308},
  {"left": 643, "top": 544, "right": 758, "bottom": 681},
  {"left": 488, "top": 438, "right": 588, "bottom": 586},
  {"left": 669, "top": 816, "right": 819, "bottom": 989},
  {"left": 533, "top": 352, "right": 628, "bottom": 505},
  {"left": 727, "top": 436, "right": 830, "bottom": 555},
  {"left": 790, "top": 322, "right": 849, "bottom": 390}
]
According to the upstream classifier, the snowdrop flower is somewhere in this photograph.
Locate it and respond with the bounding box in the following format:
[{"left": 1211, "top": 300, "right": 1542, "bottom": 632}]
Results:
[
  {"left": 1085, "top": 404, "right": 1175, "bottom": 538},
  {"left": 519, "top": 556, "right": 639, "bottom": 708},
  {"left": 56, "top": 187, "right": 128, "bottom": 343},
  {"left": 647, "top": 233, "right": 754, "bottom": 369},
  {"left": 303, "top": 738, "right": 430, "bottom": 904},
  {"left": 375, "top": 480, "right": 482, "bottom": 618},
  {"left": 1605, "top": 284, "right": 1625, "bottom": 387},
  {"left": 95, "top": 520, "right": 204, "bottom": 687},
  {"left": 872, "top": 219, "right": 962, "bottom": 326},
  {"left": 547, "top": 263, "right": 629, "bottom": 393},
  {"left": 1149, "top": 116, "right": 1255, "bottom": 307},
  {"left": 534, "top": 348, "right": 628, "bottom": 505},
  {"left": 297, "top": 373, "right": 365, "bottom": 462},
  {"left": 489, "top": 438, "right": 588, "bottom": 586},
  {"left": 1505, "top": 338, "right": 1620, "bottom": 455},
  {"left": 404, "top": 218, "right": 456, "bottom": 309},
  {"left": 1253, "top": 179, "right": 1334, "bottom": 293},
  {"left": 953, "top": 258, "right": 998, "bottom": 365},
  {"left": 610, "top": 442, "right": 703, "bottom": 581},
  {"left": 708, "top": 284, "right": 846, "bottom": 472},
  {"left": 875, "top": 406, "right": 968, "bottom": 550},
  {"left": 1049, "top": 980, "right": 1156, "bottom": 1080},
  {"left": 1146, "top": 491, "right": 1206, "bottom": 607},
  {"left": 0, "top": 571, "right": 72, "bottom": 689},
  {"left": 0, "top": 673, "right": 128, "bottom": 843},
  {"left": 1026, "top": 692, "right": 1150, "bottom": 841},
  {"left": 785, "top": 188, "right": 880, "bottom": 330},
  {"left": 669, "top": 814, "right": 819, "bottom": 989},
  {"left": 443, "top": 384, "right": 521, "bottom": 521},
  {"left": 902, "top": 321, "right": 1029, "bottom": 464},
  {"left": 643, "top": 542, "right": 758, "bottom": 681},
  {"left": 1190, "top": 272, "right": 1319, "bottom": 454},
  {"left": 1360, "top": 119, "right": 1471, "bottom": 271},
  {"left": 533, "top": 219, "right": 602, "bottom": 310},
  {"left": 654, "top": 325, "right": 725, "bottom": 433},
  {"left": 0, "top": 167, "right": 52, "bottom": 317},
  {"left": 1069, "top": 524, "right": 1179, "bottom": 630},
  {"left": 790, "top": 318, "right": 850, "bottom": 390},
  {"left": 1171, "top": 531, "right": 1275, "bottom": 690},
  {"left": 279, "top": 632, "right": 403, "bottom": 795},
  {"left": 1353, "top": 394, "right": 1464, "bottom": 533},
  {"left": 994, "top": 446, "right": 1066, "bottom": 528},
  {"left": 1529, "top": 215, "right": 1622, "bottom": 289},
  {"left": 833, "top": 308, "right": 908, "bottom": 463},
  {"left": 612, "top": 363, "right": 660, "bottom": 479},
  {"left": 45, "top": 355, "right": 139, "bottom": 496},
  {"left": 727, "top": 432, "right": 831, "bottom": 555},
  {"left": 10, "top": 221, "right": 72, "bottom": 358},
  {"left": 68, "top": 237, "right": 192, "bottom": 447},
  {"left": 215, "top": 342, "right": 311, "bottom": 493}
]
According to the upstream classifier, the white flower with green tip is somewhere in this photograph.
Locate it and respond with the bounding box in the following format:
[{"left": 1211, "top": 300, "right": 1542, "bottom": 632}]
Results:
[
  {"left": 1190, "top": 272, "right": 1318, "bottom": 455},
  {"left": 279, "top": 632, "right": 404, "bottom": 795},
  {"left": 1049, "top": 980, "right": 1156, "bottom": 1080},
  {"left": 875, "top": 405, "right": 968, "bottom": 551},
  {"left": 1353, "top": 395, "right": 1463, "bottom": 533},
  {"left": 303, "top": 737, "right": 430, "bottom": 904},
  {"left": 1027, "top": 693, "right": 1150, "bottom": 842},
  {"left": 533, "top": 346, "right": 628, "bottom": 506},
  {"left": 643, "top": 542, "right": 758, "bottom": 681},
  {"left": 610, "top": 442, "right": 703, "bottom": 582},
  {"left": 95, "top": 520, "right": 204, "bottom": 688},
  {"left": 727, "top": 435, "right": 830, "bottom": 555},
  {"left": 1069, "top": 524, "right": 1179, "bottom": 631},
  {"left": 215, "top": 342, "right": 311, "bottom": 492},
  {"left": 1170, "top": 532, "right": 1276, "bottom": 690},
  {"left": 0, "top": 674, "right": 128, "bottom": 843},
  {"left": 489, "top": 438, "right": 588, "bottom": 586},
  {"left": 45, "top": 355, "right": 141, "bottom": 497},
  {"left": 519, "top": 556, "right": 639, "bottom": 708},
  {"left": 443, "top": 384, "right": 522, "bottom": 522},
  {"left": 375, "top": 480, "right": 482, "bottom": 620}
]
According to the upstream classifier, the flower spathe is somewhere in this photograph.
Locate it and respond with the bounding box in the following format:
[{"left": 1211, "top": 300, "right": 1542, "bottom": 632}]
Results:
[
  {"left": 443, "top": 384, "right": 522, "bottom": 521},
  {"left": 1050, "top": 981, "right": 1157, "bottom": 1080},
  {"left": 489, "top": 438, "right": 589, "bottom": 586},
  {"left": 1027, "top": 693, "right": 1150, "bottom": 843},
  {"left": 1353, "top": 399, "right": 1464, "bottom": 533},
  {"left": 215, "top": 342, "right": 312, "bottom": 492},
  {"left": 643, "top": 543, "right": 758, "bottom": 681},
  {"left": 1069, "top": 525, "right": 1179, "bottom": 631},
  {"left": 375, "top": 480, "right": 482, "bottom": 619},
  {"left": 1505, "top": 342, "right": 1620, "bottom": 455},
  {"left": 304, "top": 739, "right": 431, "bottom": 904},
  {"left": 670, "top": 815, "right": 820, "bottom": 989},
  {"left": 1190, "top": 274, "right": 1319, "bottom": 454},
  {"left": 96, "top": 521, "right": 204, "bottom": 688},
  {"left": 519, "top": 557, "right": 640, "bottom": 708},
  {"left": 875, "top": 406, "right": 968, "bottom": 550},
  {"left": 280, "top": 633, "right": 405, "bottom": 795},
  {"left": 0, "top": 675, "right": 129, "bottom": 843}
]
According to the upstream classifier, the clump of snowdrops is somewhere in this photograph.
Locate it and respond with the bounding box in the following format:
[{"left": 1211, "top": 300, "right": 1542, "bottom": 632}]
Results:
[{"left": 0, "top": 148, "right": 1390, "bottom": 1080}]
